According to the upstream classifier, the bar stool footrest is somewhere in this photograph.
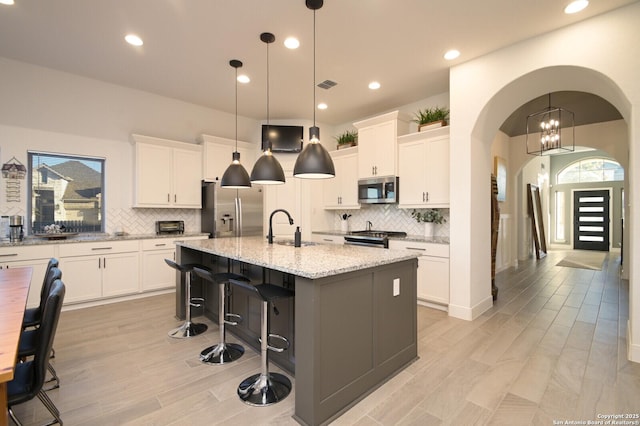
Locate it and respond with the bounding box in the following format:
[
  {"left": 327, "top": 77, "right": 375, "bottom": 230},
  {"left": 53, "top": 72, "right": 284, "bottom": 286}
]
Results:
[
  {"left": 258, "top": 333, "right": 290, "bottom": 353},
  {"left": 224, "top": 312, "right": 242, "bottom": 326}
]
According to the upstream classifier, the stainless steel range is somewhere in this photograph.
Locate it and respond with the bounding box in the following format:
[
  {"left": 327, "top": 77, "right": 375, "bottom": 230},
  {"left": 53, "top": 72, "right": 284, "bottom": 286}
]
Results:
[{"left": 344, "top": 230, "right": 407, "bottom": 248}]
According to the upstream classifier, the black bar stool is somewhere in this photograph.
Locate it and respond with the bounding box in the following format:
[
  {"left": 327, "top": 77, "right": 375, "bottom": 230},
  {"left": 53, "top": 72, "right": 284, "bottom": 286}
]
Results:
[
  {"left": 165, "top": 259, "right": 209, "bottom": 339},
  {"left": 192, "top": 267, "right": 249, "bottom": 364},
  {"left": 229, "top": 278, "right": 294, "bottom": 406}
]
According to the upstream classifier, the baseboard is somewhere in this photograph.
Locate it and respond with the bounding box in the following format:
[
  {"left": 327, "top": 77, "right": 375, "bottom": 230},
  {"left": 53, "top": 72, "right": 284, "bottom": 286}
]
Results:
[
  {"left": 62, "top": 288, "right": 175, "bottom": 311},
  {"left": 627, "top": 320, "right": 640, "bottom": 363},
  {"left": 448, "top": 295, "right": 493, "bottom": 321},
  {"left": 417, "top": 299, "right": 448, "bottom": 312}
]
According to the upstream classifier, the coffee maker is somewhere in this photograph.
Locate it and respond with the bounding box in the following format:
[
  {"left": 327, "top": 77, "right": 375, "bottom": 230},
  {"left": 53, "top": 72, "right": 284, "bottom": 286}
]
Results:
[{"left": 9, "top": 215, "right": 24, "bottom": 242}]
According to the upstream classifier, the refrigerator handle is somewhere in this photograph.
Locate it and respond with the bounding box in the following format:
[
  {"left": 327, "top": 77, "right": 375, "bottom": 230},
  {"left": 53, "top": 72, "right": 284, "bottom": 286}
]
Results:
[{"left": 235, "top": 195, "right": 242, "bottom": 237}]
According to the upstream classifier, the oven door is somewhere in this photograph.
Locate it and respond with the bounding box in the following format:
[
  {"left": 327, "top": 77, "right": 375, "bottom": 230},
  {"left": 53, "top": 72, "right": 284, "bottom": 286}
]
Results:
[{"left": 343, "top": 236, "right": 388, "bottom": 248}]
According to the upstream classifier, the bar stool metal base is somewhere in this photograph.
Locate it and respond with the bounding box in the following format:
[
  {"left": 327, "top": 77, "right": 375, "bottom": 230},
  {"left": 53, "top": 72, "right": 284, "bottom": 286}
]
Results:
[
  {"left": 200, "top": 342, "right": 244, "bottom": 364},
  {"left": 168, "top": 321, "right": 207, "bottom": 339},
  {"left": 237, "top": 372, "right": 291, "bottom": 406}
]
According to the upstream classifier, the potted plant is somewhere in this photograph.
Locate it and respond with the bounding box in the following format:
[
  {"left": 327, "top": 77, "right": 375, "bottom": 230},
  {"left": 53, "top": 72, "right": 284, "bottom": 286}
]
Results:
[
  {"left": 334, "top": 130, "right": 358, "bottom": 149},
  {"left": 412, "top": 106, "right": 450, "bottom": 132},
  {"left": 411, "top": 208, "right": 446, "bottom": 237}
]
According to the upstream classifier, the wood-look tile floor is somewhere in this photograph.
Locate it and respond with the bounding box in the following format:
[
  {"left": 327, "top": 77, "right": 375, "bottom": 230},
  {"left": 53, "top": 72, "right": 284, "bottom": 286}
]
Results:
[{"left": 11, "top": 250, "right": 640, "bottom": 425}]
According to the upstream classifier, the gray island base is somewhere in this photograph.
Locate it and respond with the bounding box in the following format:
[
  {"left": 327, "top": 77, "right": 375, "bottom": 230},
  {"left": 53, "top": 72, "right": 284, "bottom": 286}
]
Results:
[{"left": 176, "top": 237, "right": 419, "bottom": 425}]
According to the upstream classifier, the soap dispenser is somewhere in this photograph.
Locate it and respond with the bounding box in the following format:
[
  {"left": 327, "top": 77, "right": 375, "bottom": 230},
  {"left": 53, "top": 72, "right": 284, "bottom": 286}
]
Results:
[{"left": 294, "top": 226, "right": 301, "bottom": 247}]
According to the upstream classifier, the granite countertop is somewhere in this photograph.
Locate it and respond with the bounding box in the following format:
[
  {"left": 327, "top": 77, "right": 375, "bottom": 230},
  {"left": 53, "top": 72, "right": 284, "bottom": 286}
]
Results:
[
  {"left": 0, "top": 232, "right": 209, "bottom": 248},
  {"left": 312, "top": 230, "right": 450, "bottom": 245},
  {"left": 177, "top": 236, "right": 419, "bottom": 280}
]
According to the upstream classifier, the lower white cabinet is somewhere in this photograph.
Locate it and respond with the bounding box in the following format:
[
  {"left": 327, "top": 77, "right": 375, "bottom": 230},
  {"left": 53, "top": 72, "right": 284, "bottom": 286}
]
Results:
[
  {"left": 141, "top": 235, "right": 208, "bottom": 291},
  {"left": 58, "top": 240, "right": 140, "bottom": 304},
  {"left": 0, "top": 244, "right": 57, "bottom": 308},
  {"left": 389, "top": 240, "right": 449, "bottom": 308}
]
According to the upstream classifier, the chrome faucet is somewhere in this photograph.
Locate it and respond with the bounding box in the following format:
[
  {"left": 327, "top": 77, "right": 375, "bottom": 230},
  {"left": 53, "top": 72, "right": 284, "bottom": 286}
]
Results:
[
  {"left": 268, "top": 209, "right": 294, "bottom": 244},
  {"left": 366, "top": 221, "right": 373, "bottom": 231}
]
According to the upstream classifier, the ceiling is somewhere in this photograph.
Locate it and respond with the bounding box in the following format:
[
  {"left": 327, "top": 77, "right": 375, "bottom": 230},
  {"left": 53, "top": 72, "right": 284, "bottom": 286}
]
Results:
[{"left": 0, "top": 0, "right": 635, "bottom": 126}]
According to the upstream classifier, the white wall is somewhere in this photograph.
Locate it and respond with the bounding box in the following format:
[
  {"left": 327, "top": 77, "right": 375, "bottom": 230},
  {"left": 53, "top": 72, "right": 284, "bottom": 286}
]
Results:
[{"left": 449, "top": 3, "right": 640, "bottom": 362}]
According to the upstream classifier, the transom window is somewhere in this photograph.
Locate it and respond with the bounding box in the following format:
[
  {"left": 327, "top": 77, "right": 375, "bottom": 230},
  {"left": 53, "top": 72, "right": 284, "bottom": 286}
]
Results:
[
  {"left": 28, "top": 152, "right": 105, "bottom": 234},
  {"left": 557, "top": 158, "right": 624, "bottom": 184}
]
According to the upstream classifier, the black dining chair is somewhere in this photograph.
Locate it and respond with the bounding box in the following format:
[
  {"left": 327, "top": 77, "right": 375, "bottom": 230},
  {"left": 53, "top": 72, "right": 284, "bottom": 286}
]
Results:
[
  {"left": 22, "top": 258, "right": 59, "bottom": 329},
  {"left": 8, "top": 278, "right": 65, "bottom": 426},
  {"left": 18, "top": 266, "right": 62, "bottom": 390}
]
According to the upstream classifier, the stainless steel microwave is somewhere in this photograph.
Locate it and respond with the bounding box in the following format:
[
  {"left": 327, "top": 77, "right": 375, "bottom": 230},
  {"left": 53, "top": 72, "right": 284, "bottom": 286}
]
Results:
[{"left": 357, "top": 176, "right": 399, "bottom": 204}]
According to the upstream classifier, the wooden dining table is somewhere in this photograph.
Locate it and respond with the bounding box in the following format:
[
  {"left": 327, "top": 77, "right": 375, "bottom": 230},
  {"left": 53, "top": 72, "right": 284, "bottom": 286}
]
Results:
[{"left": 0, "top": 267, "right": 32, "bottom": 426}]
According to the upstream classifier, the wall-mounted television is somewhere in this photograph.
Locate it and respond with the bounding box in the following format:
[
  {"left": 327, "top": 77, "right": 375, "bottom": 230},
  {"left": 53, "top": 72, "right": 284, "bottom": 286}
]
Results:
[{"left": 261, "top": 125, "right": 303, "bottom": 153}]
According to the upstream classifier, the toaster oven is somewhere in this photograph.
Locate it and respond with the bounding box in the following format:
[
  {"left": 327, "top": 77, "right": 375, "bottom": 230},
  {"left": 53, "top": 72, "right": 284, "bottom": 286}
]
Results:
[{"left": 156, "top": 220, "right": 184, "bottom": 235}]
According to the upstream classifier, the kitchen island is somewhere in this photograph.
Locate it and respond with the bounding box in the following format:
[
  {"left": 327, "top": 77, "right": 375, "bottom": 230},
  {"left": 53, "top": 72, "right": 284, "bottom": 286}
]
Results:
[{"left": 176, "top": 237, "right": 419, "bottom": 426}]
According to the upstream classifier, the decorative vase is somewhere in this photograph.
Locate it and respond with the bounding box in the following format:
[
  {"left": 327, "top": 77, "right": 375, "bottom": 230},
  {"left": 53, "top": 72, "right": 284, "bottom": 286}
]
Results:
[
  {"left": 341, "top": 220, "right": 349, "bottom": 233},
  {"left": 424, "top": 222, "right": 435, "bottom": 238}
]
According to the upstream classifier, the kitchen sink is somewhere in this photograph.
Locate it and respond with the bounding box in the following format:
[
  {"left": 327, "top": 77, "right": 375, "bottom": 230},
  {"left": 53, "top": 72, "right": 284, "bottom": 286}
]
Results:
[{"left": 275, "top": 240, "right": 316, "bottom": 247}]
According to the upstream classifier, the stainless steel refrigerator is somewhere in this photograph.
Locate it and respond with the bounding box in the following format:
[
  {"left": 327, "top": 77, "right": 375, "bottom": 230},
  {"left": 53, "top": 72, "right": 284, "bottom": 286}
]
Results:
[{"left": 201, "top": 181, "right": 264, "bottom": 238}]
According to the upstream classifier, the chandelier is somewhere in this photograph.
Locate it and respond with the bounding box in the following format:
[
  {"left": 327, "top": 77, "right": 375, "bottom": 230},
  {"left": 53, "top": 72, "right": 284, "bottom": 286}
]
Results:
[{"left": 526, "top": 93, "right": 575, "bottom": 156}]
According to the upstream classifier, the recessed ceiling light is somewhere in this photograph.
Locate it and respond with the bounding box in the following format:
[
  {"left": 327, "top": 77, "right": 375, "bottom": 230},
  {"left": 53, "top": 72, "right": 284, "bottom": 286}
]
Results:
[
  {"left": 317, "top": 103, "right": 327, "bottom": 110},
  {"left": 564, "top": 0, "right": 589, "bottom": 14},
  {"left": 368, "top": 81, "right": 381, "bottom": 90},
  {"left": 284, "top": 37, "right": 300, "bottom": 49},
  {"left": 237, "top": 74, "right": 250, "bottom": 84},
  {"left": 0, "top": 0, "right": 15, "bottom": 5},
  {"left": 444, "top": 49, "right": 460, "bottom": 60},
  {"left": 125, "top": 34, "right": 144, "bottom": 47}
]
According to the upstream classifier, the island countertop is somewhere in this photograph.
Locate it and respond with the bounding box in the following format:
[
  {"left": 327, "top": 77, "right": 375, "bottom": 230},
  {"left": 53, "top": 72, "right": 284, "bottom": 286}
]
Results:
[{"left": 177, "top": 236, "right": 419, "bottom": 279}]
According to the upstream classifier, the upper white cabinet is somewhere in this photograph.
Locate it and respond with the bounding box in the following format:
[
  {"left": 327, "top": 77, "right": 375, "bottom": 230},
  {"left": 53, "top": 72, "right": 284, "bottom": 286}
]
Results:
[
  {"left": 353, "top": 111, "right": 409, "bottom": 179},
  {"left": 398, "top": 126, "right": 450, "bottom": 208},
  {"left": 132, "top": 134, "right": 202, "bottom": 208},
  {"left": 200, "top": 134, "right": 258, "bottom": 183},
  {"left": 323, "top": 147, "right": 360, "bottom": 210}
]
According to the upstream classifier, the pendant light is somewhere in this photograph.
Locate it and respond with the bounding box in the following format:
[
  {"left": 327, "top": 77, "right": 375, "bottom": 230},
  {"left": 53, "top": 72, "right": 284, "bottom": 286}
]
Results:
[
  {"left": 250, "top": 32, "right": 286, "bottom": 185},
  {"left": 525, "top": 93, "right": 575, "bottom": 156},
  {"left": 293, "top": 0, "right": 335, "bottom": 179},
  {"left": 220, "top": 59, "right": 252, "bottom": 188}
]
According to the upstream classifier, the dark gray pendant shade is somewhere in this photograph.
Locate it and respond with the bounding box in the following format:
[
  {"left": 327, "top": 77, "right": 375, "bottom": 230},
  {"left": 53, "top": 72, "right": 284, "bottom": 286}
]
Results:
[
  {"left": 221, "top": 151, "right": 252, "bottom": 188},
  {"left": 251, "top": 150, "right": 286, "bottom": 184},
  {"left": 250, "top": 32, "right": 286, "bottom": 185},
  {"left": 221, "top": 59, "right": 251, "bottom": 189},
  {"left": 293, "top": 126, "right": 335, "bottom": 178}
]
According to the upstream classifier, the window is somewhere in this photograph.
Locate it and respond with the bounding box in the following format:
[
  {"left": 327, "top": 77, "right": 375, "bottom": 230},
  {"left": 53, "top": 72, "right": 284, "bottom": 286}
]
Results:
[
  {"left": 28, "top": 152, "right": 105, "bottom": 234},
  {"left": 555, "top": 191, "right": 565, "bottom": 241},
  {"left": 557, "top": 158, "right": 624, "bottom": 184}
]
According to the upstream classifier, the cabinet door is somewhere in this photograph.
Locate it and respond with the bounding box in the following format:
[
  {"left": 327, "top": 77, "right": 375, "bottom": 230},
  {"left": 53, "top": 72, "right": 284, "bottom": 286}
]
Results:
[
  {"left": 102, "top": 252, "right": 140, "bottom": 297},
  {"left": 0, "top": 259, "right": 51, "bottom": 308},
  {"left": 59, "top": 256, "right": 102, "bottom": 303},
  {"left": 339, "top": 154, "right": 359, "bottom": 207},
  {"left": 424, "top": 137, "right": 450, "bottom": 206},
  {"left": 323, "top": 157, "right": 341, "bottom": 208},
  {"left": 136, "top": 143, "right": 172, "bottom": 206},
  {"left": 398, "top": 140, "right": 428, "bottom": 206},
  {"left": 418, "top": 256, "right": 449, "bottom": 304},
  {"left": 142, "top": 248, "right": 176, "bottom": 291},
  {"left": 357, "top": 126, "right": 377, "bottom": 178},
  {"left": 203, "top": 142, "right": 234, "bottom": 182},
  {"left": 372, "top": 120, "right": 396, "bottom": 177},
  {"left": 173, "top": 148, "right": 202, "bottom": 208}
]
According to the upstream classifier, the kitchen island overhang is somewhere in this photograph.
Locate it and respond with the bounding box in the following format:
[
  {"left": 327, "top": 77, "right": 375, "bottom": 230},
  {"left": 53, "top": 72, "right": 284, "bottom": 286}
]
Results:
[{"left": 176, "top": 237, "right": 419, "bottom": 426}]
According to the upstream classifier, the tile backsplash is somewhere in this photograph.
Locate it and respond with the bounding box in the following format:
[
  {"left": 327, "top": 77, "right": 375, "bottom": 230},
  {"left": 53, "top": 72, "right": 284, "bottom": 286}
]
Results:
[{"left": 330, "top": 204, "right": 450, "bottom": 237}]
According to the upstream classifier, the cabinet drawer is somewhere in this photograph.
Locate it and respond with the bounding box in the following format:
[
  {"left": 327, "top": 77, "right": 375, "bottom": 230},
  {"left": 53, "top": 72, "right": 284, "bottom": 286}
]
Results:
[
  {"left": 0, "top": 244, "right": 56, "bottom": 262},
  {"left": 59, "top": 240, "right": 140, "bottom": 257},
  {"left": 311, "top": 234, "right": 344, "bottom": 245},
  {"left": 388, "top": 240, "right": 449, "bottom": 258},
  {"left": 141, "top": 236, "right": 206, "bottom": 251}
]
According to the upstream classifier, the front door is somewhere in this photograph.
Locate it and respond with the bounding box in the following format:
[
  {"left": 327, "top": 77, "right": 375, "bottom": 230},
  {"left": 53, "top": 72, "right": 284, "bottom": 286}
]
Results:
[{"left": 573, "top": 189, "right": 610, "bottom": 251}]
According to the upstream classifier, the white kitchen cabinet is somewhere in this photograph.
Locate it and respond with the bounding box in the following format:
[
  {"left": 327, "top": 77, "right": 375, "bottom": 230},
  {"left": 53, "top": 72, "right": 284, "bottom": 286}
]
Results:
[
  {"left": 200, "top": 135, "right": 258, "bottom": 182},
  {"left": 310, "top": 233, "right": 344, "bottom": 245},
  {"left": 141, "top": 235, "right": 208, "bottom": 291},
  {"left": 58, "top": 240, "right": 140, "bottom": 303},
  {"left": 398, "top": 127, "right": 450, "bottom": 208},
  {"left": 389, "top": 240, "right": 449, "bottom": 309},
  {"left": 132, "top": 134, "right": 202, "bottom": 208},
  {"left": 323, "top": 148, "right": 360, "bottom": 209},
  {"left": 0, "top": 245, "right": 57, "bottom": 308},
  {"left": 353, "top": 111, "right": 409, "bottom": 179}
]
